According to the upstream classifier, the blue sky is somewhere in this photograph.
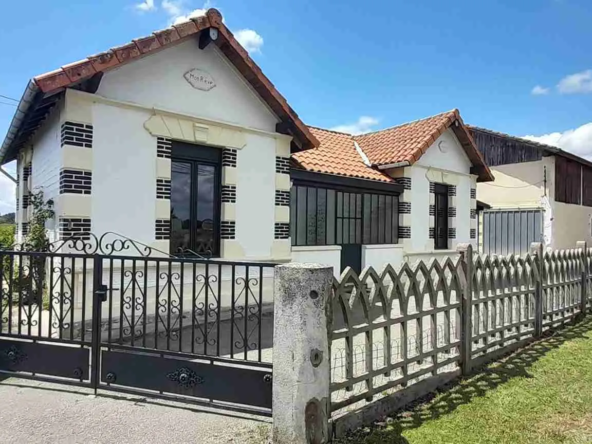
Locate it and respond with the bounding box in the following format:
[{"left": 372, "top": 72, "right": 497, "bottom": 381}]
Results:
[{"left": 0, "top": 0, "right": 591, "bottom": 212}]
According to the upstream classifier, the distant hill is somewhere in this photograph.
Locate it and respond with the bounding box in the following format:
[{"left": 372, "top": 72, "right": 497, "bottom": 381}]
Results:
[{"left": 0, "top": 213, "right": 15, "bottom": 224}]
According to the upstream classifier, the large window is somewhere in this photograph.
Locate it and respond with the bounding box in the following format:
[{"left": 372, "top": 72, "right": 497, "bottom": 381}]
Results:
[
  {"left": 290, "top": 185, "right": 399, "bottom": 246},
  {"left": 170, "top": 142, "right": 221, "bottom": 256}
]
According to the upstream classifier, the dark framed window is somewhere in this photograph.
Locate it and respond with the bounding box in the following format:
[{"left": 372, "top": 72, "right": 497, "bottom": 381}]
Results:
[
  {"left": 290, "top": 185, "right": 399, "bottom": 246},
  {"left": 170, "top": 141, "right": 221, "bottom": 256},
  {"left": 434, "top": 183, "right": 449, "bottom": 250}
]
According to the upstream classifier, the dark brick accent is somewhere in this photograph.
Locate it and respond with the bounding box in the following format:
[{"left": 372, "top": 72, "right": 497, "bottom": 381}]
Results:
[
  {"left": 221, "top": 221, "right": 236, "bottom": 239},
  {"left": 448, "top": 207, "right": 456, "bottom": 218},
  {"left": 429, "top": 204, "right": 435, "bottom": 216},
  {"left": 470, "top": 209, "right": 477, "bottom": 219},
  {"left": 398, "top": 226, "right": 411, "bottom": 239},
  {"left": 157, "top": 137, "right": 172, "bottom": 159},
  {"left": 398, "top": 201, "right": 411, "bottom": 214},
  {"left": 448, "top": 228, "right": 456, "bottom": 239},
  {"left": 60, "top": 169, "right": 92, "bottom": 195},
  {"left": 21, "top": 222, "right": 29, "bottom": 237},
  {"left": 448, "top": 185, "right": 456, "bottom": 196},
  {"left": 470, "top": 188, "right": 476, "bottom": 199},
  {"left": 222, "top": 149, "right": 237, "bottom": 167},
  {"left": 429, "top": 182, "right": 435, "bottom": 193},
  {"left": 429, "top": 227, "right": 435, "bottom": 239},
  {"left": 221, "top": 185, "right": 236, "bottom": 203},
  {"left": 23, "top": 163, "right": 32, "bottom": 182},
  {"left": 61, "top": 122, "right": 93, "bottom": 148},
  {"left": 16, "top": 197, "right": 19, "bottom": 211},
  {"left": 274, "top": 222, "right": 290, "bottom": 239},
  {"left": 155, "top": 219, "right": 170, "bottom": 240},
  {"left": 156, "top": 179, "right": 171, "bottom": 199},
  {"left": 470, "top": 228, "right": 476, "bottom": 239},
  {"left": 275, "top": 190, "right": 290, "bottom": 206},
  {"left": 59, "top": 217, "right": 91, "bottom": 239},
  {"left": 22, "top": 193, "right": 30, "bottom": 209},
  {"left": 275, "top": 156, "right": 290, "bottom": 175},
  {"left": 394, "top": 177, "right": 411, "bottom": 190}
]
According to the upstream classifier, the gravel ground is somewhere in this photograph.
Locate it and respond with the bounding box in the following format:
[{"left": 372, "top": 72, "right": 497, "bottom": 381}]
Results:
[{"left": 0, "top": 377, "right": 271, "bottom": 444}]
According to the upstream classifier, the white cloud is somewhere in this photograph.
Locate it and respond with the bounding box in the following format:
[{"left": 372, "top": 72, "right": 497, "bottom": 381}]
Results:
[
  {"left": 0, "top": 161, "right": 16, "bottom": 215},
  {"left": 134, "top": 0, "right": 157, "bottom": 12},
  {"left": 331, "top": 116, "right": 380, "bottom": 135},
  {"left": 531, "top": 85, "right": 550, "bottom": 96},
  {"left": 523, "top": 122, "right": 592, "bottom": 160},
  {"left": 557, "top": 69, "right": 592, "bottom": 94},
  {"left": 234, "top": 29, "right": 264, "bottom": 53},
  {"left": 162, "top": 0, "right": 211, "bottom": 25}
]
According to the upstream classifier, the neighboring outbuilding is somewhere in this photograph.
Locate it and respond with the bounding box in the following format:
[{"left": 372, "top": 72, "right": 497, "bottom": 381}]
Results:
[
  {"left": 471, "top": 126, "right": 592, "bottom": 254},
  {"left": 1, "top": 8, "right": 492, "bottom": 273}
]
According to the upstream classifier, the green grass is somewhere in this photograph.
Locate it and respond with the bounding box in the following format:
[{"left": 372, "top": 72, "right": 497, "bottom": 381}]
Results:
[{"left": 338, "top": 317, "right": 592, "bottom": 444}]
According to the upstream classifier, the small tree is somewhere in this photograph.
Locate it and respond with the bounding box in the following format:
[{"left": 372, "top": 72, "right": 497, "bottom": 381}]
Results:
[{"left": 22, "top": 190, "right": 54, "bottom": 305}]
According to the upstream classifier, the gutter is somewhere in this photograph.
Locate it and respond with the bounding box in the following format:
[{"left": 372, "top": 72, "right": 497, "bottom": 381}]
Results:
[
  {"left": 0, "top": 167, "right": 16, "bottom": 183},
  {"left": 0, "top": 80, "right": 39, "bottom": 165},
  {"left": 376, "top": 161, "right": 411, "bottom": 170}
]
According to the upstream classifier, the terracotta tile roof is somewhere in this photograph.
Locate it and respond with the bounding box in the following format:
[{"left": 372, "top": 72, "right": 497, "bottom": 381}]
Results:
[
  {"left": 292, "top": 127, "right": 394, "bottom": 183},
  {"left": 5, "top": 9, "right": 318, "bottom": 157},
  {"left": 295, "top": 110, "right": 494, "bottom": 183}
]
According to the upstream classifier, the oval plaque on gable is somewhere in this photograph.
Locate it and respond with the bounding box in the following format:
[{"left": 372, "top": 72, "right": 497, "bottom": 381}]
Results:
[{"left": 184, "top": 69, "right": 216, "bottom": 91}]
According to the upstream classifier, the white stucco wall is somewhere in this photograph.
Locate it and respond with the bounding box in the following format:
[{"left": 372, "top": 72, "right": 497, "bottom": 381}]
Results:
[
  {"left": 97, "top": 40, "right": 278, "bottom": 132},
  {"left": 415, "top": 129, "right": 472, "bottom": 174},
  {"left": 291, "top": 246, "right": 342, "bottom": 278},
  {"left": 362, "top": 244, "right": 404, "bottom": 270},
  {"left": 92, "top": 103, "right": 156, "bottom": 244},
  {"left": 551, "top": 202, "right": 592, "bottom": 250}
]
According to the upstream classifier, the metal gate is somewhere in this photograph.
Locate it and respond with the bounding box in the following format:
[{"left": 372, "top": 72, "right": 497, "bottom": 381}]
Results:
[
  {"left": 481, "top": 208, "right": 543, "bottom": 256},
  {"left": 0, "top": 235, "right": 275, "bottom": 416}
]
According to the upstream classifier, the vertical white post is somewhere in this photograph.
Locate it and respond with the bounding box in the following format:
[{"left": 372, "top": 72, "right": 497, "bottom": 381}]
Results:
[{"left": 273, "top": 263, "right": 333, "bottom": 444}]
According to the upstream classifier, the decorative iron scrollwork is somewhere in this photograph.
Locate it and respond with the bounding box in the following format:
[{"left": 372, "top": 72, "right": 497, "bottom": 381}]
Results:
[
  {"left": 5, "top": 346, "right": 26, "bottom": 365},
  {"left": 166, "top": 367, "right": 204, "bottom": 388}
]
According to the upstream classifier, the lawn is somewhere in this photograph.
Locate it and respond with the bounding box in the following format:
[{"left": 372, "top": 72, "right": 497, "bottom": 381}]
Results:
[{"left": 338, "top": 316, "right": 592, "bottom": 444}]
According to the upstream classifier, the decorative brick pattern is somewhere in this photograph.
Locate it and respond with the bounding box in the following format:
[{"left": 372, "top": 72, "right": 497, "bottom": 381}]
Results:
[
  {"left": 448, "top": 207, "right": 457, "bottom": 218},
  {"left": 221, "top": 221, "right": 236, "bottom": 239},
  {"left": 60, "top": 169, "right": 92, "bottom": 195},
  {"left": 157, "top": 137, "right": 172, "bottom": 159},
  {"left": 275, "top": 190, "right": 290, "bottom": 206},
  {"left": 22, "top": 193, "right": 30, "bottom": 209},
  {"left": 448, "top": 185, "right": 457, "bottom": 196},
  {"left": 61, "top": 122, "right": 93, "bottom": 148},
  {"left": 59, "top": 218, "right": 91, "bottom": 239},
  {"left": 156, "top": 179, "right": 171, "bottom": 199},
  {"left": 21, "top": 222, "right": 29, "bottom": 237},
  {"left": 448, "top": 228, "right": 456, "bottom": 239},
  {"left": 398, "top": 201, "right": 411, "bottom": 214},
  {"left": 470, "top": 188, "right": 476, "bottom": 199},
  {"left": 274, "top": 222, "right": 290, "bottom": 239},
  {"left": 470, "top": 209, "right": 477, "bottom": 219},
  {"left": 429, "top": 182, "right": 435, "bottom": 193},
  {"left": 155, "top": 219, "right": 170, "bottom": 240},
  {"left": 394, "top": 177, "right": 412, "bottom": 190},
  {"left": 222, "top": 149, "right": 237, "bottom": 167},
  {"left": 16, "top": 197, "right": 19, "bottom": 211},
  {"left": 22, "top": 163, "right": 32, "bottom": 182},
  {"left": 429, "top": 227, "right": 435, "bottom": 239},
  {"left": 398, "top": 226, "right": 411, "bottom": 239},
  {"left": 470, "top": 229, "right": 476, "bottom": 239},
  {"left": 429, "top": 204, "right": 435, "bottom": 216},
  {"left": 275, "top": 156, "right": 290, "bottom": 175},
  {"left": 221, "top": 185, "right": 236, "bottom": 203}
]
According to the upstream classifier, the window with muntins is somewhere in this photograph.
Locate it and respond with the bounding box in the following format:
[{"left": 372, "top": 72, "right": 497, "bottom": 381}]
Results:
[{"left": 290, "top": 185, "right": 399, "bottom": 246}]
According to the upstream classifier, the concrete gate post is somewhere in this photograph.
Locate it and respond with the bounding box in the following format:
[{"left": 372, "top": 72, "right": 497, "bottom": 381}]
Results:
[{"left": 272, "top": 263, "right": 333, "bottom": 444}]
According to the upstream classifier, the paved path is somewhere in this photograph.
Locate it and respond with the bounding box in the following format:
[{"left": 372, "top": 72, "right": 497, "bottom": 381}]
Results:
[{"left": 0, "top": 377, "right": 270, "bottom": 444}]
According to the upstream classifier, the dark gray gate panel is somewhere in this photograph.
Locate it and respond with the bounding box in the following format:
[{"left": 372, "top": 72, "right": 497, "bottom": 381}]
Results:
[{"left": 482, "top": 209, "right": 542, "bottom": 256}]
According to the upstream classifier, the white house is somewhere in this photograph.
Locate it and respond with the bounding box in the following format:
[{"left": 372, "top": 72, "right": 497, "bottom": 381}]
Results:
[{"left": 1, "top": 8, "right": 492, "bottom": 274}]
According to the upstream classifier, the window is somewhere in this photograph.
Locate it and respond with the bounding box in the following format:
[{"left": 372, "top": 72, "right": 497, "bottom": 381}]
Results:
[
  {"left": 170, "top": 142, "right": 221, "bottom": 256},
  {"left": 290, "top": 185, "right": 399, "bottom": 246},
  {"left": 434, "top": 183, "right": 448, "bottom": 250}
]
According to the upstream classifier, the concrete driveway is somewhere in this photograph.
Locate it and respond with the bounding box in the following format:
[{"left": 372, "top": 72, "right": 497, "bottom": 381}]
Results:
[{"left": 0, "top": 377, "right": 271, "bottom": 444}]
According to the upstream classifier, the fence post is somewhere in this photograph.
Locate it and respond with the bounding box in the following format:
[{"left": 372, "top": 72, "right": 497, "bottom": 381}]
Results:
[
  {"left": 531, "top": 242, "right": 544, "bottom": 337},
  {"left": 577, "top": 241, "right": 588, "bottom": 316},
  {"left": 457, "top": 243, "right": 473, "bottom": 376},
  {"left": 273, "top": 263, "right": 333, "bottom": 444}
]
